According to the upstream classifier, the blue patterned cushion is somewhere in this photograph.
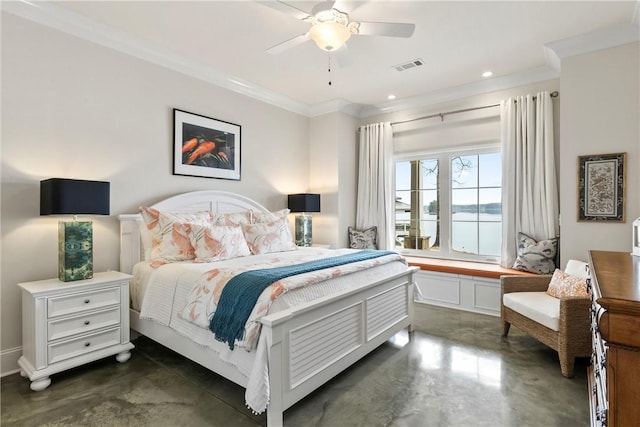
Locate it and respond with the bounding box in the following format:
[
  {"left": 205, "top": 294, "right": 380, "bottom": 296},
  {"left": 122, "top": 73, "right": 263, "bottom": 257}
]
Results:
[{"left": 512, "top": 232, "right": 558, "bottom": 274}]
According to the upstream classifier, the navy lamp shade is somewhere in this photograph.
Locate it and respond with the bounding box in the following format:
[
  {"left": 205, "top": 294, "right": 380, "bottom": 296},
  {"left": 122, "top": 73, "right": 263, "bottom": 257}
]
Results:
[
  {"left": 287, "top": 193, "right": 320, "bottom": 247},
  {"left": 40, "top": 178, "right": 110, "bottom": 216},
  {"left": 40, "top": 178, "right": 110, "bottom": 282}
]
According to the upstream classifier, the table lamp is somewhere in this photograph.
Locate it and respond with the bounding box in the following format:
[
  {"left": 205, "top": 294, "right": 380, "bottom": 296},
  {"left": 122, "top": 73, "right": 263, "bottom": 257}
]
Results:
[
  {"left": 40, "top": 178, "right": 110, "bottom": 282},
  {"left": 288, "top": 193, "right": 320, "bottom": 247}
]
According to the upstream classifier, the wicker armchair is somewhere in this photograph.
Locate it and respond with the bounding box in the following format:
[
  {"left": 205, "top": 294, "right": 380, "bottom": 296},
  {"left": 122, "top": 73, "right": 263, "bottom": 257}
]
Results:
[{"left": 501, "top": 261, "right": 592, "bottom": 378}]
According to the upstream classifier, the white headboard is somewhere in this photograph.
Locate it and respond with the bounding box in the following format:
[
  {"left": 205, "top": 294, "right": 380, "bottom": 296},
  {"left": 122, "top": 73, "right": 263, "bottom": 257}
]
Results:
[{"left": 118, "top": 190, "right": 270, "bottom": 274}]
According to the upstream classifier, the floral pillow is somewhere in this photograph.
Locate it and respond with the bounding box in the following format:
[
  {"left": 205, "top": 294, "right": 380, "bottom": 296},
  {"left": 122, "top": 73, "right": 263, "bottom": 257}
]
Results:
[
  {"left": 211, "top": 210, "right": 252, "bottom": 227},
  {"left": 546, "top": 268, "right": 590, "bottom": 298},
  {"left": 189, "top": 224, "right": 251, "bottom": 262},
  {"left": 252, "top": 209, "right": 290, "bottom": 224},
  {"left": 348, "top": 226, "right": 378, "bottom": 249},
  {"left": 241, "top": 217, "right": 297, "bottom": 255},
  {"left": 512, "top": 232, "right": 558, "bottom": 274},
  {"left": 139, "top": 207, "right": 212, "bottom": 261}
]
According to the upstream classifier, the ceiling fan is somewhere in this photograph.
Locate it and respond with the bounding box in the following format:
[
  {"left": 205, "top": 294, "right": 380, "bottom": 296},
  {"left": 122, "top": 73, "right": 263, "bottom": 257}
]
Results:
[{"left": 261, "top": 1, "right": 415, "bottom": 55}]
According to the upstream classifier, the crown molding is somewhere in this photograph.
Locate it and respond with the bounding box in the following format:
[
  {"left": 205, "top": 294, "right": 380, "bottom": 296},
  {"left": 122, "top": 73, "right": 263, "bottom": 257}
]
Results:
[
  {"left": 359, "top": 66, "right": 560, "bottom": 118},
  {"left": 3, "top": 1, "right": 638, "bottom": 120},
  {"left": 307, "top": 98, "right": 364, "bottom": 117},
  {"left": 1, "top": 0, "right": 312, "bottom": 117},
  {"left": 362, "top": 21, "right": 639, "bottom": 118},
  {"left": 545, "top": 23, "right": 640, "bottom": 59}
]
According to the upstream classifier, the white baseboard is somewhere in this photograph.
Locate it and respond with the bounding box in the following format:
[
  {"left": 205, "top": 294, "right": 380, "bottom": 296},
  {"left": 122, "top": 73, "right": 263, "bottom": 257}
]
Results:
[{"left": 1, "top": 346, "right": 22, "bottom": 377}]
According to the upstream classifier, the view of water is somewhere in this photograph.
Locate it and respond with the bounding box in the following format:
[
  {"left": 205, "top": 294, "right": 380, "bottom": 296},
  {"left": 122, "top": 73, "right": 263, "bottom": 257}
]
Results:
[{"left": 396, "top": 212, "right": 502, "bottom": 256}]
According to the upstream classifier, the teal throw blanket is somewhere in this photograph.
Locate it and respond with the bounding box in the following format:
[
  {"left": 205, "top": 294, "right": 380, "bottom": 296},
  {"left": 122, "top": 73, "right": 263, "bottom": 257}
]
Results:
[{"left": 210, "top": 250, "right": 396, "bottom": 350}]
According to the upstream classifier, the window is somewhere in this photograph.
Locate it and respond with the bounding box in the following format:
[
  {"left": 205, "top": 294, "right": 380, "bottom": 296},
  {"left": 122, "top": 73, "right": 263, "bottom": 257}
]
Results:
[{"left": 395, "top": 149, "right": 502, "bottom": 262}]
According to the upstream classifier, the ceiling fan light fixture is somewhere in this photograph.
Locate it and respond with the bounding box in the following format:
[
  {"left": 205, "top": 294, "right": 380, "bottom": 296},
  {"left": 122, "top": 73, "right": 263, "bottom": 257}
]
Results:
[{"left": 308, "top": 21, "right": 352, "bottom": 52}]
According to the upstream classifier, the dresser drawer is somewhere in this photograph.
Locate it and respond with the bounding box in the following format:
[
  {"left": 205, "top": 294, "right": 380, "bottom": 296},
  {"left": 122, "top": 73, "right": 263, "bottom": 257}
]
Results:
[
  {"left": 48, "top": 327, "right": 121, "bottom": 364},
  {"left": 47, "top": 286, "right": 121, "bottom": 318},
  {"left": 48, "top": 307, "right": 121, "bottom": 341}
]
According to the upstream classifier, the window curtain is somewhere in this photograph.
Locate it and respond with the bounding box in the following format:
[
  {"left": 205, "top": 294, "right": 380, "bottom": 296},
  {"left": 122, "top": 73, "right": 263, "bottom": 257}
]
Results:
[
  {"left": 500, "top": 91, "right": 558, "bottom": 267},
  {"left": 356, "top": 122, "right": 394, "bottom": 250}
]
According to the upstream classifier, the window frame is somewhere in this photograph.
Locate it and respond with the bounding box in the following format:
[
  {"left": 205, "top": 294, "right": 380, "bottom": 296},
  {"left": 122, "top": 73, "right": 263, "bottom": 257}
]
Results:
[{"left": 394, "top": 144, "right": 502, "bottom": 264}]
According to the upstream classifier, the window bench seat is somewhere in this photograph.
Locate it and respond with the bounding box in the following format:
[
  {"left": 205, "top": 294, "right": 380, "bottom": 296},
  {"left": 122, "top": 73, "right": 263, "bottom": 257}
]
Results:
[
  {"left": 403, "top": 256, "right": 536, "bottom": 316},
  {"left": 404, "top": 256, "right": 535, "bottom": 279}
]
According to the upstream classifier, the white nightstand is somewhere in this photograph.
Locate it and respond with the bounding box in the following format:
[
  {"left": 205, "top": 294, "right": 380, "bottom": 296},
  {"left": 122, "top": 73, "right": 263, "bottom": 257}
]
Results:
[{"left": 18, "top": 271, "right": 134, "bottom": 391}]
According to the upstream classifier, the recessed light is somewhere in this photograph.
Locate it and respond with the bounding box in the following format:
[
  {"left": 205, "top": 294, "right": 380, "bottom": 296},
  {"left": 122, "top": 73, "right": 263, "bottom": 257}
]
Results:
[
  {"left": 482, "top": 71, "right": 493, "bottom": 78},
  {"left": 387, "top": 94, "right": 396, "bottom": 100}
]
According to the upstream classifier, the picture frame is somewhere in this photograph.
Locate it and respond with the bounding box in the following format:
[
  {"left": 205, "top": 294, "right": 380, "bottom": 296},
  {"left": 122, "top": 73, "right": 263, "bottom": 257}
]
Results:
[
  {"left": 173, "top": 109, "right": 241, "bottom": 180},
  {"left": 577, "top": 152, "right": 626, "bottom": 222}
]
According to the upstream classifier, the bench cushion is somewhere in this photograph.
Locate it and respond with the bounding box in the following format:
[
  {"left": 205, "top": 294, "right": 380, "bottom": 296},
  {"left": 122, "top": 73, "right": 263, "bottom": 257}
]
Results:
[{"left": 503, "top": 291, "right": 560, "bottom": 331}]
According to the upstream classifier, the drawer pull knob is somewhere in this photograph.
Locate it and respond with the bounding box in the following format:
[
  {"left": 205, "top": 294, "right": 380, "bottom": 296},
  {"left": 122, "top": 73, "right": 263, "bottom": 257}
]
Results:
[
  {"left": 84, "top": 320, "right": 90, "bottom": 326},
  {"left": 84, "top": 299, "right": 90, "bottom": 304},
  {"left": 84, "top": 342, "right": 91, "bottom": 347}
]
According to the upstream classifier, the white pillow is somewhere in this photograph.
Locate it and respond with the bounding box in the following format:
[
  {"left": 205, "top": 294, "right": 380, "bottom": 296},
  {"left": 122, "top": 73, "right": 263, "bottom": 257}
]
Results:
[
  {"left": 189, "top": 224, "right": 251, "bottom": 262},
  {"left": 211, "top": 210, "right": 252, "bottom": 226},
  {"left": 241, "top": 217, "right": 297, "bottom": 255},
  {"left": 251, "top": 209, "right": 290, "bottom": 224},
  {"left": 139, "top": 207, "right": 212, "bottom": 261}
]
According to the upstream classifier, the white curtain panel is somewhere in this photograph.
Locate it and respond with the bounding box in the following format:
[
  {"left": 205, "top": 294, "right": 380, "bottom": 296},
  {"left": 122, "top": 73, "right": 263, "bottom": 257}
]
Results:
[
  {"left": 500, "top": 91, "right": 558, "bottom": 267},
  {"left": 356, "top": 122, "right": 394, "bottom": 250}
]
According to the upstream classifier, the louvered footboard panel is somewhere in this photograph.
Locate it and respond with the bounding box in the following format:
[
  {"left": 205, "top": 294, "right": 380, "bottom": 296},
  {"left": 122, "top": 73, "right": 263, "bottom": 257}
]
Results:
[
  {"left": 289, "top": 303, "right": 363, "bottom": 388},
  {"left": 367, "top": 285, "right": 408, "bottom": 341}
]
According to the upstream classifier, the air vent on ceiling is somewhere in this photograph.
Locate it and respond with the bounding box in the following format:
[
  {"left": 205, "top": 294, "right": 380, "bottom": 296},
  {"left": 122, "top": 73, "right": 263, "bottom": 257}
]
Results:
[{"left": 394, "top": 58, "right": 424, "bottom": 72}]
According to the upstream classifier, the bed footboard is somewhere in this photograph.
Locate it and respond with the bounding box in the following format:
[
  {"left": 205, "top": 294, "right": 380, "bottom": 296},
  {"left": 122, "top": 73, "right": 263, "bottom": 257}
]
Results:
[{"left": 261, "top": 267, "right": 416, "bottom": 427}]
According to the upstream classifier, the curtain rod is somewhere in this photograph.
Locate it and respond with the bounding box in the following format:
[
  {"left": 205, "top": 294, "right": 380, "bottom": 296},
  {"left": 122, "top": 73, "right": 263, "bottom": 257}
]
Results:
[{"left": 390, "top": 91, "right": 559, "bottom": 126}]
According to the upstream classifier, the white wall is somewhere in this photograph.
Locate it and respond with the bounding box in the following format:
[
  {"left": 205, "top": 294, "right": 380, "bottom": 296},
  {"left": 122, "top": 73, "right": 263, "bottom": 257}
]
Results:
[
  {"left": 308, "top": 112, "right": 358, "bottom": 248},
  {"left": 559, "top": 42, "right": 640, "bottom": 265},
  {"left": 1, "top": 14, "right": 310, "bottom": 373}
]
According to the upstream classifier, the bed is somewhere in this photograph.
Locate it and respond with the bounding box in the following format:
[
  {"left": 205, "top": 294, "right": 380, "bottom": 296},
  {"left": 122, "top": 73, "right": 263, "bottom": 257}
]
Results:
[{"left": 118, "top": 190, "right": 416, "bottom": 427}]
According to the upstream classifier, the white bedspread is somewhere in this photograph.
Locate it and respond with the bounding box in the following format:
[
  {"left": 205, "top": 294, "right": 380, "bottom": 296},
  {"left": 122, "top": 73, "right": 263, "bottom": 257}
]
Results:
[{"left": 130, "top": 247, "right": 408, "bottom": 414}]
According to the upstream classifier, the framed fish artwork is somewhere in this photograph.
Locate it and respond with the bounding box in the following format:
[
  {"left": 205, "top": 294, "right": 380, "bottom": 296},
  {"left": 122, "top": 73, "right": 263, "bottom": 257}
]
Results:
[{"left": 173, "top": 109, "right": 241, "bottom": 180}]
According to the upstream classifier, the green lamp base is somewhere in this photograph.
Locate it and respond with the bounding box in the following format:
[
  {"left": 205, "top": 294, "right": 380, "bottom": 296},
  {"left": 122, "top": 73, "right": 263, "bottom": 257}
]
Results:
[{"left": 58, "top": 221, "right": 93, "bottom": 282}]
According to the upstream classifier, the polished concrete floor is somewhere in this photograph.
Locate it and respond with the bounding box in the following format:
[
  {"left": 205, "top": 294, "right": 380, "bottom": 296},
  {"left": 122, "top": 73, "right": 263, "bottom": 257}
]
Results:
[{"left": 1, "top": 303, "right": 590, "bottom": 427}]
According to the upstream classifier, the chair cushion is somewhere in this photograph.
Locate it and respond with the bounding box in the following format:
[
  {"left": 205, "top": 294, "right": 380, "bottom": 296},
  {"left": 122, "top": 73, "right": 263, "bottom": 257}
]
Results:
[{"left": 503, "top": 292, "right": 560, "bottom": 331}]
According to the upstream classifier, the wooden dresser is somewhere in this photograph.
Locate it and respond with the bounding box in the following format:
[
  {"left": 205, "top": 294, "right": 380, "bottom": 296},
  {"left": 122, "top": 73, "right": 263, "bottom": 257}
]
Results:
[{"left": 588, "top": 250, "right": 640, "bottom": 427}]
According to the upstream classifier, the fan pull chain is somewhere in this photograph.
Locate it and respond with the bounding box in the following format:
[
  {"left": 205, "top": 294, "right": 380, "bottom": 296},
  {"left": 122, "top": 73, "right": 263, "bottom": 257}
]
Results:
[{"left": 328, "top": 54, "right": 332, "bottom": 86}]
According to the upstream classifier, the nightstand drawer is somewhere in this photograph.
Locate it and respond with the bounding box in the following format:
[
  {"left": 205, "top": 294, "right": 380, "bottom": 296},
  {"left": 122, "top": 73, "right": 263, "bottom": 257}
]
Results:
[
  {"left": 48, "top": 286, "right": 121, "bottom": 318},
  {"left": 48, "top": 307, "right": 121, "bottom": 341},
  {"left": 48, "top": 327, "right": 121, "bottom": 364}
]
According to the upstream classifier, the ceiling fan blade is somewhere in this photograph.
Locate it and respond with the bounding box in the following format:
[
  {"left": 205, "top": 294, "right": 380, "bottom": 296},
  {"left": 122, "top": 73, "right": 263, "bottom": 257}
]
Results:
[
  {"left": 332, "top": 44, "right": 351, "bottom": 67},
  {"left": 356, "top": 21, "right": 415, "bottom": 38},
  {"left": 310, "top": 1, "right": 336, "bottom": 16},
  {"left": 257, "top": 0, "right": 311, "bottom": 20},
  {"left": 266, "top": 34, "right": 310, "bottom": 54},
  {"left": 333, "top": 0, "right": 363, "bottom": 14}
]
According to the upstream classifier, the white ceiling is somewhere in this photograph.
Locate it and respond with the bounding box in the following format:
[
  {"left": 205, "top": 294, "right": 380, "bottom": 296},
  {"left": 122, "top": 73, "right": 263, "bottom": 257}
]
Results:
[{"left": 5, "top": 1, "right": 639, "bottom": 116}]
